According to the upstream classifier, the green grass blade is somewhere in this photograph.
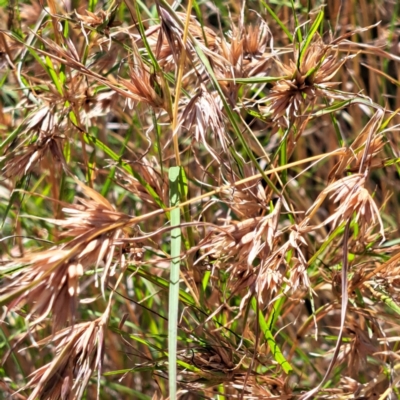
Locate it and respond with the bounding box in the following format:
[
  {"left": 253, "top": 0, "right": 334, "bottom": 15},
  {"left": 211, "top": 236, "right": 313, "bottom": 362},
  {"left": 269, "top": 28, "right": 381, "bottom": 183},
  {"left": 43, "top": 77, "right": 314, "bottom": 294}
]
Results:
[
  {"left": 168, "top": 166, "right": 182, "bottom": 400},
  {"left": 311, "top": 96, "right": 382, "bottom": 117},
  {"left": 261, "top": 0, "right": 293, "bottom": 42},
  {"left": 251, "top": 297, "right": 293, "bottom": 374},
  {"left": 324, "top": 97, "right": 344, "bottom": 146},
  {"left": 366, "top": 284, "right": 400, "bottom": 316},
  {"left": 298, "top": 10, "right": 324, "bottom": 67},
  {"left": 44, "top": 55, "right": 64, "bottom": 96},
  {"left": 291, "top": 0, "right": 302, "bottom": 43},
  {"left": 0, "top": 124, "right": 24, "bottom": 151},
  {"left": 134, "top": 269, "right": 196, "bottom": 306},
  {"left": 134, "top": 0, "right": 162, "bottom": 72}
]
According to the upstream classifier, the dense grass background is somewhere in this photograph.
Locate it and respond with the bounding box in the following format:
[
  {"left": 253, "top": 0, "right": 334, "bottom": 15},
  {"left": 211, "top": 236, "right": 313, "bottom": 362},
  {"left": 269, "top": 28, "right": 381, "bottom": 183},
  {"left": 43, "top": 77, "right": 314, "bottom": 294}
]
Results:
[{"left": 1, "top": 0, "right": 400, "bottom": 399}]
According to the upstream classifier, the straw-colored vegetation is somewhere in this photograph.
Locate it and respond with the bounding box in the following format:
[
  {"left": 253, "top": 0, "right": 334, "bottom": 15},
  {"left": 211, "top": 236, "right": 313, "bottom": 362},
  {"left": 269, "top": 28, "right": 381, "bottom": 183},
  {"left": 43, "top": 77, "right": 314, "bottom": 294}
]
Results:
[{"left": 1, "top": 0, "right": 400, "bottom": 398}]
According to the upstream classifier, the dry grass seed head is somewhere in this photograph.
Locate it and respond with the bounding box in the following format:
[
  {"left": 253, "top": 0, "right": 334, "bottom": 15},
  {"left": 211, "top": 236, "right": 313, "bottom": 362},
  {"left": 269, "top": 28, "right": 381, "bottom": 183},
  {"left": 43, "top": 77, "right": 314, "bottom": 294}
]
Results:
[
  {"left": 179, "top": 83, "right": 230, "bottom": 163},
  {"left": 47, "top": 181, "right": 132, "bottom": 292},
  {"left": 182, "top": 337, "right": 235, "bottom": 375},
  {"left": 2, "top": 107, "right": 65, "bottom": 179},
  {"left": 121, "top": 43, "right": 168, "bottom": 111},
  {"left": 305, "top": 173, "right": 385, "bottom": 240},
  {"left": 242, "top": 21, "right": 273, "bottom": 77},
  {"left": 254, "top": 216, "right": 313, "bottom": 302},
  {"left": 260, "top": 34, "right": 347, "bottom": 123},
  {"left": 0, "top": 183, "right": 130, "bottom": 329},
  {"left": 220, "top": 169, "right": 268, "bottom": 219},
  {"left": 349, "top": 134, "right": 386, "bottom": 172},
  {"left": 199, "top": 200, "right": 280, "bottom": 315},
  {"left": 158, "top": 8, "right": 189, "bottom": 66},
  {"left": 336, "top": 323, "right": 379, "bottom": 377},
  {"left": 1, "top": 249, "right": 83, "bottom": 329},
  {"left": 285, "top": 231, "right": 310, "bottom": 291},
  {"left": 118, "top": 158, "right": 168, "bottom": 208},
  {"left": 24, "top": 314, "right": 107, "bottom": 400},
  {"left": 329, "top": 110, "right": 385, "bottom": 179},
  {"left": 213, "top": 19, "right": 273, "bottom": 103},
  {"left": 144, "top": 12, "right": 217, "bottom": 72},
  {"left": 74, "top": 9, "right": 120, "bottom": 30}
]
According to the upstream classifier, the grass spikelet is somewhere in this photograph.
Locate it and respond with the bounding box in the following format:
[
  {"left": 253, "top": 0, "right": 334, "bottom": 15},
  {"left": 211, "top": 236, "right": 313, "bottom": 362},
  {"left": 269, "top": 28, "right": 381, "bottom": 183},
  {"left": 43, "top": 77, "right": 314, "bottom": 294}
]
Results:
[{"left": 23, "top": 312, "right": 108, "bottom": 399}]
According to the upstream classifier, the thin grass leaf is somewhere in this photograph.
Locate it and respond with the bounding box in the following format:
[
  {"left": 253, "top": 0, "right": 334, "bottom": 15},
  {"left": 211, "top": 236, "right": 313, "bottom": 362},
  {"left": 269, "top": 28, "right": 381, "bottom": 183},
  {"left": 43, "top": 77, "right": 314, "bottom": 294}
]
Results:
[
  {"left": 291, "top": 0, "right": 302, "bottom": 43},
  {"left": 298, "top": 9, "right": 324, "bottom": 67},
  {"left": 134, "top": 0, "right": 162, "bottom": 72},
  {"left": 365, "top": 283, "right": 400, "bottom": 316},
  {"left": 311, "top": 96, "right": 383, "bottom": 117},
  {"left": 251, "top": 298, "right": 293, "bottom": 374},
  {"left": 261, "top": 0, "right": 293, "bottom": 42},
  {"left": 0, "top": 123, "right": 24, "bottom": 151},
  {"left": 44, "top": 55, "right": 64, "bottom": 96},
  {"left": 168, "top": 166, "right": 182, "bottom": 400},
  {"left": 134, "top": 269, "right": 196, "bottom": 306}
]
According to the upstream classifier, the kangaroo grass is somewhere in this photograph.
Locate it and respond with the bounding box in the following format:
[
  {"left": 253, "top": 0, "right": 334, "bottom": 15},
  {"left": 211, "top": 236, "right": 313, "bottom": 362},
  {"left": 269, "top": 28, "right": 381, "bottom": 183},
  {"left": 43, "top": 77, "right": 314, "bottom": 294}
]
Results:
[{"left": 1, "top": 1, "right": 400, "bottom": 399}]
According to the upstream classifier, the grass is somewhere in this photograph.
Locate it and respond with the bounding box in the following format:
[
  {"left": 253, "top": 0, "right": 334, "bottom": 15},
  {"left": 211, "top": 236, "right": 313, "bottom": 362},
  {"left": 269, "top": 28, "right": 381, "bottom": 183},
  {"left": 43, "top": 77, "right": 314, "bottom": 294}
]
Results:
[{"left": 1, "top": 0, "right": 400, "bottom": 399}]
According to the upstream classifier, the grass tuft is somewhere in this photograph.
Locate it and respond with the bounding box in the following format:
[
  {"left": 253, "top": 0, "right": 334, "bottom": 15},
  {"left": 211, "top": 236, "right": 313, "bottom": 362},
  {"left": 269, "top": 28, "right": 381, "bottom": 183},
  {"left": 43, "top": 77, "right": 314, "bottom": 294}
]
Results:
[{"left": 1, "top": 0, "right": 400, "bottom": 399}]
